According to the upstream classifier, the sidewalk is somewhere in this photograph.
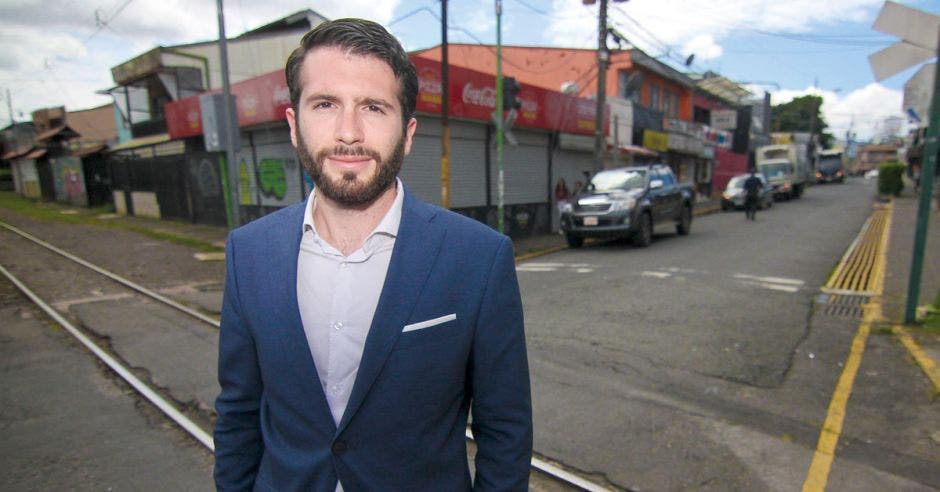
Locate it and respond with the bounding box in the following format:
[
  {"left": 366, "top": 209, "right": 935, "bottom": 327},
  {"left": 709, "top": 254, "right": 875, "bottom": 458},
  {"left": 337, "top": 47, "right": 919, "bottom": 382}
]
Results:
[
  {"left": 880, "top": 181, "right": 940, "bottom": 391},
  {"left": 93, "top": 198, "right": 723, "bottom": 260}
]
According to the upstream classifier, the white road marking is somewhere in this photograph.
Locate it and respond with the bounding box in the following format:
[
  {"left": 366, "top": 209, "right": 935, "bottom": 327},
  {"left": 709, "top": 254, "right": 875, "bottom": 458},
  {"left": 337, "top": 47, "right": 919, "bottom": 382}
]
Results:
[
  {"left": 740, "top": 280, "right": 801, "bottom": 293},
  {"left": 642, "top": 271, "right": 672, "bottom": 278},
  {"left": 516, "top": 262, "right": 597, "bottom": 273},
  {"left": 733, "top": 273, "right": 805, "bottom": 286}
]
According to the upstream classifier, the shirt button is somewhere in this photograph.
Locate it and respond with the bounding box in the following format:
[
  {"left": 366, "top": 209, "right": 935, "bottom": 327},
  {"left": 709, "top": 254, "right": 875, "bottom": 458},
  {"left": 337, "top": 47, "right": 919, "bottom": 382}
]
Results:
[
  {"left": 333, "top": 321, "right": 343, "bottom": 330},
  {"left": 341, "top": 262, "right": 348, "bottom": 268},
  {"left": 332, "top": 440, "right": 347, "bottom": 455}
]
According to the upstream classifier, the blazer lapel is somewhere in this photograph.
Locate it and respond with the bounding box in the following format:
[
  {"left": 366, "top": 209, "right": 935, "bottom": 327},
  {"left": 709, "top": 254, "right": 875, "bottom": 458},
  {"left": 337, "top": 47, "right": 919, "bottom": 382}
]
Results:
[{"left": 337, "top": 191, "right": 444, "bottom": 433}]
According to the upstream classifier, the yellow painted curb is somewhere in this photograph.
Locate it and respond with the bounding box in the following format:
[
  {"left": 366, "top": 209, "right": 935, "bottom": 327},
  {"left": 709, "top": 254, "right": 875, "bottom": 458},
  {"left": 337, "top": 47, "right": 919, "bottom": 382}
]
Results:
[
  {"left": 892, "top": 324, "right": 940, "bottom": 394},
  {"left": 802, "top": 200, "right": 893, "bottom": 492}
]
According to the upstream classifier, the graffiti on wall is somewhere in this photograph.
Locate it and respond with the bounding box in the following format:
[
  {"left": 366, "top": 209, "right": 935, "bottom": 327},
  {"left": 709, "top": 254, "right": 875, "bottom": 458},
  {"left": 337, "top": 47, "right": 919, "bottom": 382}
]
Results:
[
  {"left": 253, "top": 143, "right": 303, "bottom": 207},
  {"left": 51, "top": 156, "right": 87, "bottom": 207}
]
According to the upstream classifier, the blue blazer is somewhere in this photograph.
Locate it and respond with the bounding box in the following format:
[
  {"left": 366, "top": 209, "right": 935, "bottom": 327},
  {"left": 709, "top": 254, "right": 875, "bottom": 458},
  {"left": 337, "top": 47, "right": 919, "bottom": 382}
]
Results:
[{"left": 214, "top": 188, "right": 532, "bottom": 491}]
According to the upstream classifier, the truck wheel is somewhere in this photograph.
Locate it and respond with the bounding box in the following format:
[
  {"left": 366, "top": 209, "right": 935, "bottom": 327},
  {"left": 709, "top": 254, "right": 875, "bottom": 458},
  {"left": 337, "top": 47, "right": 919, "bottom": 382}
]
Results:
[
  {"left": 676, "top": 205, "right": 692, "bottom": 235},
  {"left": 634, "top": 213, "right": 653, "bottom": 248},
  {"left": 565, "top": 234, "right": 584, "bottom": 248}
]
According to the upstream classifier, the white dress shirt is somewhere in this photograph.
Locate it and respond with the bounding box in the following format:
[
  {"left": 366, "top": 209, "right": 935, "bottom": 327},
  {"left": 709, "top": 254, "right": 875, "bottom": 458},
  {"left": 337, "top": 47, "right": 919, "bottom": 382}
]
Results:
[{"left": 296, "top": 180, "right": 403, "bottom": 426}]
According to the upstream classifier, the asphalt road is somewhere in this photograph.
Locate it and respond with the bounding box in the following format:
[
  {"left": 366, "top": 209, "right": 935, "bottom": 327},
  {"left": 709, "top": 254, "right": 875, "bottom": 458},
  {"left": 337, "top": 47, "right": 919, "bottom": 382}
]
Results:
[
  {"left": 0, "top": 276, "right": 214, "bottom": 491},
  {"left": 521, "top": 178, "right": 939, "bottom": 490},
  {"left": 1, "top": 178, "right": 937, "bottom": 490}
]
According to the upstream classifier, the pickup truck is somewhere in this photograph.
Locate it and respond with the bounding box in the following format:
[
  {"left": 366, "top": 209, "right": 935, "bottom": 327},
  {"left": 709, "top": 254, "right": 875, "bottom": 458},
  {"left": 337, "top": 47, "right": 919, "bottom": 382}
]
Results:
[{"left": 559, "top": 164, "right": 694, "bottom": 248}]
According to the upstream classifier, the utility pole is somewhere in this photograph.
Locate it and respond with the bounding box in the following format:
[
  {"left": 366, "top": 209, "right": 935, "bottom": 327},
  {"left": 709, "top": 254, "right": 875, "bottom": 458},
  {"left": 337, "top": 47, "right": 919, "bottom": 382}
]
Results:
[
  {"left": 440, "top": 0, "right": 451, "bottom": 209},
  {"left": 6, "top": 89, "right": 13, "bottom": 124},
  {"left": 904, "top": 33, "right": 940, "bottom": 323},
  {"left": 217, "top": 0, "right": 241, "bottom": 229},
  {"left": 593, "top": 0, "right": 610, "bottom": 173},
  {"left": 495, "top": 0, "right": 505, "bottom": 234}
]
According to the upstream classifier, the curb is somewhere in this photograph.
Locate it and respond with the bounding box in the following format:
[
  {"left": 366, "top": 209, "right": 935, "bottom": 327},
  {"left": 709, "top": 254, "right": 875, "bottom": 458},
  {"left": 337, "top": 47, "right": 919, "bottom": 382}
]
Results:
[{"left": 891, "top": 325, "right": 940, "bottom": 395}]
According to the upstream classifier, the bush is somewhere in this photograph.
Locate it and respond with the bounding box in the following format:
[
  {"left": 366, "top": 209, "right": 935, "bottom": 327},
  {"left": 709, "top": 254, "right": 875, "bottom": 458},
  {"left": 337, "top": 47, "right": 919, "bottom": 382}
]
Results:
[{"left": 877, "top": 161, "right": 905, "bottom": 196}]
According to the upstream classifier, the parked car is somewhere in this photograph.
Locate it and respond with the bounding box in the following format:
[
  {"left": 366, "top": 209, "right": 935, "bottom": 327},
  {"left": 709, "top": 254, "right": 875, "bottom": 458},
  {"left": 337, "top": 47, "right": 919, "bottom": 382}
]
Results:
[
  {"left": 560, "top": 164, "right": 694, "bottom": 248},
  {"left": 721, "top": 173, "right": 773, "bottom": 211}
]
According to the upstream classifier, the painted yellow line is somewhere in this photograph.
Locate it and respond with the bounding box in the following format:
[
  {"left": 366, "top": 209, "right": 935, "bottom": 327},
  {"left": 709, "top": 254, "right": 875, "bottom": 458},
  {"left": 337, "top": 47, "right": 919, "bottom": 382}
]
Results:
[
  {"left": 892, "top": 324, "right": 940, "bottom": 394},
  {"left": 802, "top": 201, "right": 893, "bottom": 492}
]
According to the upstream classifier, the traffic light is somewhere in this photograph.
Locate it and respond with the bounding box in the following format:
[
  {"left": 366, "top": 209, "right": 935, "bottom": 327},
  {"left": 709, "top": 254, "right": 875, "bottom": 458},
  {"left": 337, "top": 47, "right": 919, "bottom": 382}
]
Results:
[{"left": 502, "top": 77, "right": 522, "bottom": 111}]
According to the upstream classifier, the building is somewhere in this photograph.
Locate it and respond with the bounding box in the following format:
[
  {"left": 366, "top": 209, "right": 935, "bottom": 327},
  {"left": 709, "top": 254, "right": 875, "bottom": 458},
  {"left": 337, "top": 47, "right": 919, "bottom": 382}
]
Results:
[
  {"left": 414, "top": 44, "right": 725, "bottom": 199},
  {"left": 102, "top": 9, "right": 328, "bottom": 222},
  {"left": 157, "top": 53, "right": 600, "bottom": 235},
  {"left": 3, "top": 105, "right": 119, "bottom": 206},
  {"left": 691, "top": 72, "right": 755, "bottom": 195}
]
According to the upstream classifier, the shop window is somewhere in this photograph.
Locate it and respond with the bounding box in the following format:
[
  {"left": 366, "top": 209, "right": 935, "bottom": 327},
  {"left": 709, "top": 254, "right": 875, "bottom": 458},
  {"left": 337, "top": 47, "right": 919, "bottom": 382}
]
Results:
[{"left": 650, "top": 86, "right": 660, "bottom": 111}]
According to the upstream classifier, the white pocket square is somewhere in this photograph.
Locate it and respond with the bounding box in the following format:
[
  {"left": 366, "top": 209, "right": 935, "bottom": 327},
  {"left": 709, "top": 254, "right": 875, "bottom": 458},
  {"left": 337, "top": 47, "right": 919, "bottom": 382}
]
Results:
[{"left": 402, "top": 313, "right": 457, "bottom": 333}]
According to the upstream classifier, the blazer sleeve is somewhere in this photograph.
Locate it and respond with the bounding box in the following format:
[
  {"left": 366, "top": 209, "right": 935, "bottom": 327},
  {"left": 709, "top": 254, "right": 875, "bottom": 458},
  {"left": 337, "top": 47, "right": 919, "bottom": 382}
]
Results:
[
  {"left": 214, "top": 234, "right": 264, "bottom": 491},
  {"left": 470, "top": 236, "right": 533, "bottom": 491}
]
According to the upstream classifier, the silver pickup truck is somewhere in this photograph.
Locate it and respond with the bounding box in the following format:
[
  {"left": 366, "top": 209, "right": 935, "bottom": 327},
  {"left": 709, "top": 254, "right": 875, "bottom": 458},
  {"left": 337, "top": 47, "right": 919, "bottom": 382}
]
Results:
[{"left": 560, "top": 164, "right": 694, "bottom": 248}]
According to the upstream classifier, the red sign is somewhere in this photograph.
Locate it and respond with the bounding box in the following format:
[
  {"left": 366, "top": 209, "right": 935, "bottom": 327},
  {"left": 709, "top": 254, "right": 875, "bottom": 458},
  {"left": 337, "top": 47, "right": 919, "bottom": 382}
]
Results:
[{"left": 166, "top": 55, "right": 602, "bottom": 139}]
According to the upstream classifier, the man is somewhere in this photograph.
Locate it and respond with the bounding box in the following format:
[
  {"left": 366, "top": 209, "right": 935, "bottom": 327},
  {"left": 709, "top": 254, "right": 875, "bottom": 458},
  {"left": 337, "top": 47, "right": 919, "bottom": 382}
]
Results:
[
  {"left": 213, "top": 19, "right": 532, "bottom": 491},
  {"left": 743, "top": 169, "right": 764, "bottom": 221}
]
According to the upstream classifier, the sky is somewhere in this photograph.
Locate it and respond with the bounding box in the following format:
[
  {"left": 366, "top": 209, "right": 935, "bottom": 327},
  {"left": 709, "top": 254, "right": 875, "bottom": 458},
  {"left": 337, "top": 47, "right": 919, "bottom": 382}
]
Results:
[{"left": 1, "top": 0, "right": 937, "bottom": 142}]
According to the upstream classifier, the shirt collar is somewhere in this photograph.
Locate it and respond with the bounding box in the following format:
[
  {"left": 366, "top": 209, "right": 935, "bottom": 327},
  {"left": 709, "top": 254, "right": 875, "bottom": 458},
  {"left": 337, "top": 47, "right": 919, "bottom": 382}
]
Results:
[{"left": 302, "top": 178, "right": 404, "bottom": 246}]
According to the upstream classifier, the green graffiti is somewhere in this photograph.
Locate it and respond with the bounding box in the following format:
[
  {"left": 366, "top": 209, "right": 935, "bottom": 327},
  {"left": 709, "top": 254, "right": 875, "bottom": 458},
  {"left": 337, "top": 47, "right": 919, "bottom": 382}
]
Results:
[
  {"left": 238, "top": 159, "right": 252, "bottom": 205},
  {"left": 258, "top": 158, "right": 288, "bottom": 200}
]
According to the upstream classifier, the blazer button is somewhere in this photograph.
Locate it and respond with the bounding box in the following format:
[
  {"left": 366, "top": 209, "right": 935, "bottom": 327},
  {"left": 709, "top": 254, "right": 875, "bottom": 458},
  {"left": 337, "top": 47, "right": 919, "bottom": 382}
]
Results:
[{"left": 331, "top": 440, "right": 347, "bottom": 455}]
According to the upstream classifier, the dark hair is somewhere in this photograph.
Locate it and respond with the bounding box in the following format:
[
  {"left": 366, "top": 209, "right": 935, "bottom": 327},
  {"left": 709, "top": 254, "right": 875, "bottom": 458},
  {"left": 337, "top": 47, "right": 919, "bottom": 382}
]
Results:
[{"left": 285, "top": 18, "right": 418, "bottom": 124}]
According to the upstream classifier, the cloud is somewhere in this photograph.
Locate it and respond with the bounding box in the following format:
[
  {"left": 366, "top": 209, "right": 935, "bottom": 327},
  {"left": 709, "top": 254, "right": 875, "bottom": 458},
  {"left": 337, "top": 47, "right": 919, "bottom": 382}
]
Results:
[
  {"left": 0, "top": 0, "right": 401, "bottom": 122},
  {"left": 769, "top": 84, "right": 906, "bottom": 141},
  {"left": 682, "top": 35, "right": 723, "bottom": 61},
  {"left": 542, "top": 0, "right": 883, "bottom": 62}
]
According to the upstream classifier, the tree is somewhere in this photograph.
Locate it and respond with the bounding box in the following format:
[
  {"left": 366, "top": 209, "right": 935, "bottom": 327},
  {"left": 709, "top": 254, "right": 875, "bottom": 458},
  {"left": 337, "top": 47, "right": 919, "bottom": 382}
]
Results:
[{"left": 771, "top": 95, "right": 834, "bottom": 148}]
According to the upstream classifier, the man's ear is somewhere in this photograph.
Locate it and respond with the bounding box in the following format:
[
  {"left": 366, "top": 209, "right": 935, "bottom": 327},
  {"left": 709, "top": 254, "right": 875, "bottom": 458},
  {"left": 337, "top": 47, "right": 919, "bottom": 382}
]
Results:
[
  {"left": 403, "top": 117, "right": 417, "bottom": 155},
  {"left": 286, "top": 107, "right": 298, "bottom": 148}
]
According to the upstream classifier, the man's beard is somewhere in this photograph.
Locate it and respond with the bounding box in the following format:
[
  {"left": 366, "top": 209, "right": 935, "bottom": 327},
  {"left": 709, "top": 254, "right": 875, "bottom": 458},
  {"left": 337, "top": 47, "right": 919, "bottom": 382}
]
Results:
[{"left": 296, "top": 130, "right": 406, "bottom": 208}]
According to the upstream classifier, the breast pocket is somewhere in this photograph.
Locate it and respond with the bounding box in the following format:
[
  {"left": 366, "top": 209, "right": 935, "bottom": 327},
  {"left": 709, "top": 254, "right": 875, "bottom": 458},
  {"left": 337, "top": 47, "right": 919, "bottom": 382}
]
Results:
[{"left": 394, "top": 314, "right": 461, "bottom": 351}]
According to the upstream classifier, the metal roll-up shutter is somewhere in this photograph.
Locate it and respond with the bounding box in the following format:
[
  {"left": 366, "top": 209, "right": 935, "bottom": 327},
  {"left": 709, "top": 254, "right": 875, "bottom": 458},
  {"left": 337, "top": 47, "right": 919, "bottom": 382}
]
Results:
[
  {"left": 553, "top": 148, "right": 596, "bottom": 191},
  {"left": 491, "top": 129, "right": 549, "bottom": 205},
  {"left": 402, "top": 132, "right": 441, "bottom": 204},
  {"left": 403, "top": 117, "right": 488, "bottom": 208}
]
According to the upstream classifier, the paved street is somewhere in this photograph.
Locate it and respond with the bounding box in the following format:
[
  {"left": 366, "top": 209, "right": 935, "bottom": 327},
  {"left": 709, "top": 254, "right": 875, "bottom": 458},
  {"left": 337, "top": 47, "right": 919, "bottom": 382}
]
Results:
[
  {"left": 0, "top": 178, "right": 938, "bottom": 490},
  {"left": 522, "top": 178, "right": 940, "bottom": 490},
  {"left": 0, "top": 275, "right": 213, "bottom": 491}
]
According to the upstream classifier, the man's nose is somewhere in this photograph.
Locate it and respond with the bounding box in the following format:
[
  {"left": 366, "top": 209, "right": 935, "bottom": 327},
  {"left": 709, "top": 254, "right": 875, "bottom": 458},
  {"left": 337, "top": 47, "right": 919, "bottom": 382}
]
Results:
[{"left": 335, "top": 108, "right": 364, "bottom": 145}]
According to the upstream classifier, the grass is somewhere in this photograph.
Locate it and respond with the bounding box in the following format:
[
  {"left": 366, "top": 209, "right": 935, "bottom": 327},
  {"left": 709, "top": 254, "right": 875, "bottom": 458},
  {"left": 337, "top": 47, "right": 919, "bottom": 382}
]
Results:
[
  {"left": 0, "top": 192, "right": 223, "bottom": 253},
  {"left": 924, "top": 290, "right": 940, "bottom": 331}
]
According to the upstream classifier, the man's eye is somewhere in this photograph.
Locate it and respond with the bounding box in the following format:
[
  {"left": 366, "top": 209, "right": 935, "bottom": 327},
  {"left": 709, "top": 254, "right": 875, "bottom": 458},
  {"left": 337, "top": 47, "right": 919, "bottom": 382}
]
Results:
[
  {"left": 366, "top": 104, "right": 385, "bottom": 113},
  {"left": 313, "top": 101, "right": 333, "bottom": 109}
]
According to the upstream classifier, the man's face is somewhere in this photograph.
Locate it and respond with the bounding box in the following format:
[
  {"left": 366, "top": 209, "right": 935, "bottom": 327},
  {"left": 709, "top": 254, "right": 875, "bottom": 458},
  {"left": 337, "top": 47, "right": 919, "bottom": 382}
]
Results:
[{"left": 286, "top": 46, "right": 417, "bottom": 208}]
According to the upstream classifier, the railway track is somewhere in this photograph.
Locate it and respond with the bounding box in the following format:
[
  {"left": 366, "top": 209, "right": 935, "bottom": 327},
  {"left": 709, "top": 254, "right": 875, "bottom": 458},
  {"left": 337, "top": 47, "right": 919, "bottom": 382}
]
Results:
[{"left": 0, "top": 219, "right": 616, "bottom": 491}]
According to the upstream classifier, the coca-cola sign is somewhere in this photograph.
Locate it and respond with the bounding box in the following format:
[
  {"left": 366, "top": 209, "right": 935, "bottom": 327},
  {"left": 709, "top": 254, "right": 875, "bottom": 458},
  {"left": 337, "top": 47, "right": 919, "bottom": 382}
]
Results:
[{"left": 462, "top": 83, "right": 497, "bottom": 108}]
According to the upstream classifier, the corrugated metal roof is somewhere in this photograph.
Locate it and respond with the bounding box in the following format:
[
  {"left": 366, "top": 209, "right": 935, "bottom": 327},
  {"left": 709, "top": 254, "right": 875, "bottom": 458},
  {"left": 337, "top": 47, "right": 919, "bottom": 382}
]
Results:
[
  {"left": 25, "top": 148, "right": 47, "bottom": 159},
  {"left": 109, "top": 133, "right": 171, "bottom": 151}
]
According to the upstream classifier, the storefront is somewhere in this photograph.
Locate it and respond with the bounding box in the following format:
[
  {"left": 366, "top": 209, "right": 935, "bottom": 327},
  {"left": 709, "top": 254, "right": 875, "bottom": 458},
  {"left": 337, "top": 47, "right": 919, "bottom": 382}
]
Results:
[{"left": 161, "top": 54, "right": 600, "bottom": 236}]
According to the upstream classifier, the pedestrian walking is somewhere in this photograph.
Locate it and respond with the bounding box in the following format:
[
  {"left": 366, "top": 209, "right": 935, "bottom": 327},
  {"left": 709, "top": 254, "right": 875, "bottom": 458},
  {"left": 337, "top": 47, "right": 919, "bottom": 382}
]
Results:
[
  {"left": 213, "top": 19, "right": 533, "bottom": 491},
  {"left": 743, "top": 169, "right": 763, "bottom": 221}
]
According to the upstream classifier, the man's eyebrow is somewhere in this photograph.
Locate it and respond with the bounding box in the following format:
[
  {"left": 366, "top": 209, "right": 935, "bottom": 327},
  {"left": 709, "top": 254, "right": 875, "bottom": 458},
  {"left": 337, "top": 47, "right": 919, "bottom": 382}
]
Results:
[
  {"left": 303, "top": 93, "right": 339, "bottom": 105},
  {"left": 358, "top": 97, "right": 395, "bottom": 109}
]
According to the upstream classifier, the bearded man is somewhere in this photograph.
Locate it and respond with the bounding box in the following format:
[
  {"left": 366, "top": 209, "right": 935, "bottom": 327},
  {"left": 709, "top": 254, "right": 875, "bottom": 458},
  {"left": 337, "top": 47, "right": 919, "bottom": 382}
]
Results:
[{"left": 213, "top": 18, "right": 532, "bottom": 491}]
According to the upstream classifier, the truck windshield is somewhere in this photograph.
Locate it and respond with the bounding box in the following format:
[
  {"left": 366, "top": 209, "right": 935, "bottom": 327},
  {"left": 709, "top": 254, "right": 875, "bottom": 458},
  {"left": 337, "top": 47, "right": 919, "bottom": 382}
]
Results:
[
  {"left": 760, "top": 163, "right": 792, "bottom": 178},
  {"left": 589, "top": 170, "right": 647, "bottom": 192},
  {"left": 818, "top": 157, "right": 843, "bottom": 172}
]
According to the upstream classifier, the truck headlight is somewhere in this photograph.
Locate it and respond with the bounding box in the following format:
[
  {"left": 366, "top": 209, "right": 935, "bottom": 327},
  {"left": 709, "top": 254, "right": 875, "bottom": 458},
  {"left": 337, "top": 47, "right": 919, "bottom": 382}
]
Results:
[{"left": 610, "top": 198, "right": 636, "bottom": 211}]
